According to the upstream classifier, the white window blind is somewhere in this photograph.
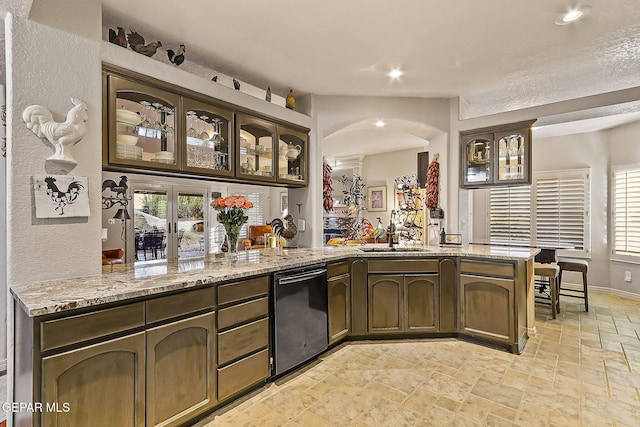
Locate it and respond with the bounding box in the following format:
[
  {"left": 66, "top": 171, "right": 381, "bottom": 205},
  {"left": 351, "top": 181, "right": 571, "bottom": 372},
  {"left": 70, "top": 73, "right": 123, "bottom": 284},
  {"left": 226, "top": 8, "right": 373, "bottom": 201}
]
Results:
[
  {"left": 613, "top": 165, "right": 640, "bottom": 259},
  {"left": 534, "top": 171, "right": 589, "bottom": 253},
  {"left": 239, "top": 191, "right": 265, "bottom": 239},
  {"left": 489, "top": 186, "right": 532, "bottom": 245}
]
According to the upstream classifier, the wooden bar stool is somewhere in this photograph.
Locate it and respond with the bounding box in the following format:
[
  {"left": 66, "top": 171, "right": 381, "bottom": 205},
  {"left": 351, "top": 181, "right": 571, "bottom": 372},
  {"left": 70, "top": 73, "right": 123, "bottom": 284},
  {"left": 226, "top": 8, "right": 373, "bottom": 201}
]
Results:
[
  {"left": 534, "top": 262, "right": 560, "bottom": 319},
  {"left": 557, "top": 258, "right": 589, "bottom": 312}
]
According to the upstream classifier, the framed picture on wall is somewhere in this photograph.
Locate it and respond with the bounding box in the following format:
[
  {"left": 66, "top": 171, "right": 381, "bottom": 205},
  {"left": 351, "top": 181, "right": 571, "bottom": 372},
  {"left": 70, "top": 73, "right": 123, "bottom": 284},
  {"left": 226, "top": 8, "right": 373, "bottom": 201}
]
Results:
[
  {"left": 417, "top": 151, "right": 429, "bottom": 188},
  {"left": 367, "top": 185, "right": 387, "bottom": 212}
]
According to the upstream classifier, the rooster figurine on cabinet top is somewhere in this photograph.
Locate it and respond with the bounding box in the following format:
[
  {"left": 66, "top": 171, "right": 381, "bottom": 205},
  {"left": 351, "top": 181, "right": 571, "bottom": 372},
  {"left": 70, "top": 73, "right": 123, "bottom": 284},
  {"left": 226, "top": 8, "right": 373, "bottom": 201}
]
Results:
[
  {"left": 22, "top": 98, "right": 88, "bottom": 166},
  {"left": 286, "top": 89, "right": 295, "bottom": 110},
  {"left": 126, "top": 30, "right": 162, "bottom": 57},
  {"left": 167, "top": 44, "right": 186, "bottom": 66},
  {"left": 108, "top": 27, "right": 127, "bottom": 48}
]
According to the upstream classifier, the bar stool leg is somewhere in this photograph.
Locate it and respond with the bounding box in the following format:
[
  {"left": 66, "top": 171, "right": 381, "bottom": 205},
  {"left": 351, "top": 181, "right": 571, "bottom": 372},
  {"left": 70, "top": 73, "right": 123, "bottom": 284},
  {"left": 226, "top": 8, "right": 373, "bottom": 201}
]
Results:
[
  {"left": 550, "top": 276, "right": 557, "bottom": 319},
  {"left": 583, "top": 270, "right": 589, "bottom": 312}
]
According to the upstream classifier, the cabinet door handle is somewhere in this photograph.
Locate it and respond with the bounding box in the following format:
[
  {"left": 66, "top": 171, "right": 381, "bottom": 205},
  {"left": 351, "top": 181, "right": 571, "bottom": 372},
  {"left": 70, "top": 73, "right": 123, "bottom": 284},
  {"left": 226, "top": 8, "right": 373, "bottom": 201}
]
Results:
[{"left": 168, "top": 223, "right": 171, "bottom": 234}]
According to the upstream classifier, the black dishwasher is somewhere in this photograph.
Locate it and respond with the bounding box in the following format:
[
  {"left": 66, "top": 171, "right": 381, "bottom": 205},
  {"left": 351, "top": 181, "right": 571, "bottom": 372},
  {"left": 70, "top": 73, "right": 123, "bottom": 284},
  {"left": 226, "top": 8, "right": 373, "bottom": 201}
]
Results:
[{"left": 272, "top": 264, "right": 328, "bottom": 376}]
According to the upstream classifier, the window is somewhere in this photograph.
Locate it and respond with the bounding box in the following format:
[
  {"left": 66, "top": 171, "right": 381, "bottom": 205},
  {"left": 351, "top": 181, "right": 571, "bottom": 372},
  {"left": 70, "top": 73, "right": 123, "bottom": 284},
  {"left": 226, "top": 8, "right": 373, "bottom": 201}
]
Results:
[
  {"left": 613, "top": 164, "right": 640, "bottom": 261},
  {"left": 487, "top": 169, "right": 590, "bottom": 256},
  {"left": 535, "top": 170, "right": 590, "bottom": 255},
  {"left": 489, "top": 186, "right": 531, "bottom": 245}
]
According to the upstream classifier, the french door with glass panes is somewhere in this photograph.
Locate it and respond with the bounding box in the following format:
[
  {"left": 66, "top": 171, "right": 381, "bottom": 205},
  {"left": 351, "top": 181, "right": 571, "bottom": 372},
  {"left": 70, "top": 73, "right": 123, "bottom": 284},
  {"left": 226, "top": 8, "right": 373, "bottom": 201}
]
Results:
[{"left": 127, "top": 184, "right": 207, "bottom": 263}]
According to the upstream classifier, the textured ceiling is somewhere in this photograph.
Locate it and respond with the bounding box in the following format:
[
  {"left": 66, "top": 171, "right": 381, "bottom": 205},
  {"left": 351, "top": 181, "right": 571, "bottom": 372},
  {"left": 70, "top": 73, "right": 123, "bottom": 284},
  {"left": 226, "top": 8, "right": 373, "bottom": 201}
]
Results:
[{"left": 100, "top": 0, "right": 640, "bottom": 157}]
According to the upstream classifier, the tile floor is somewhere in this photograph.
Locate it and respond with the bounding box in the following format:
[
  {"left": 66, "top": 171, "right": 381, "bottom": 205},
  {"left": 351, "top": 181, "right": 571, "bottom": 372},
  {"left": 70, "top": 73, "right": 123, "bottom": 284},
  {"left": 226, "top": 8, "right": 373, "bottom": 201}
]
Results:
[{"left": 195, "top": 292, "right": 640, "bottom": 426}]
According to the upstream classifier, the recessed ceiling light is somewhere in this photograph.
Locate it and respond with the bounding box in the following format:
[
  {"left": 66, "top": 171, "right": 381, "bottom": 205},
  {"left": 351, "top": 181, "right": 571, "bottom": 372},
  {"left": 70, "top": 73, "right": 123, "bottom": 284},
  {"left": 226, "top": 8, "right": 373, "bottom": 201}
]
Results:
[
  {"left": 375, "top": 120, "right": 385, "bottom": 127},
  {"left": 388, "top": 68, "right": 403, "bottom": 79},
  {"left": 555, "top": 5, "right": 591, "bottom": 25}
]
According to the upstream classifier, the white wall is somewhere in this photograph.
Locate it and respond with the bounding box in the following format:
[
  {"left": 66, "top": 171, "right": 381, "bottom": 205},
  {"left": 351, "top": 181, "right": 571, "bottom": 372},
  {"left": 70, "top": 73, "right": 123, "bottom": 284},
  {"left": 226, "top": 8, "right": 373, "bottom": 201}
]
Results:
[
  {"left": 362, "top": 147, "right": 427, "bottom": 228},
  {"left": 609, "top": 120, "right": 640, "bottom": 294}
]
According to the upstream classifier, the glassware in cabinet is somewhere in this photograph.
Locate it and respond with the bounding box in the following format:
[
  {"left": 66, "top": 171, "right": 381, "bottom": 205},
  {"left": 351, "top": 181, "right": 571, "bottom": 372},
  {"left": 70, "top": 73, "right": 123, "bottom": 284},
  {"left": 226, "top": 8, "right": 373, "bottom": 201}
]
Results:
[
  {"left": 181, "top": 98, "right": 233, "bottom": 177},
  {"left": 495, "top": 129, "right": 529, "bottom": 184},
  {"left": 461, "top": 133, "right": 492, "bottom": 187},
  {"left": 106, "top": 74, "right": 181, "bottom": 170},
  {"left": 277, "top": 125, "right": 309, "bottom": 186},
  {"left": 235, "top": 114, "right": 276, "bottom": 182}
]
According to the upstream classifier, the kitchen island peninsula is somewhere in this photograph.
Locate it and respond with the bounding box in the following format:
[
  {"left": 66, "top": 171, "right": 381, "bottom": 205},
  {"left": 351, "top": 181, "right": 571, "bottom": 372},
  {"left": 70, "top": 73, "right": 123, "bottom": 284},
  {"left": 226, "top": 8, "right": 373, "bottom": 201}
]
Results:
[{"left": 11, "top": 244, "right": 538, "bottom": 427}]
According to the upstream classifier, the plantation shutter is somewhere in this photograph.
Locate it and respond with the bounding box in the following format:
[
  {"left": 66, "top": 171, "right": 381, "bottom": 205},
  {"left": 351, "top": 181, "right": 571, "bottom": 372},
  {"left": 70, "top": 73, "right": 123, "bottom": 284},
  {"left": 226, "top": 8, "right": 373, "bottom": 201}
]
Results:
[
  {"left": 489, "top": 186, "right": 532, "bottom": 245},
  {"left": 534, "top": 172, "right": 588, "bottom": 252},
  {"left": 614, "top": 166, "right": 640, "bottom": 257},
  {"left": 240, "top": 191, "right": 265, "bottom": 239}
]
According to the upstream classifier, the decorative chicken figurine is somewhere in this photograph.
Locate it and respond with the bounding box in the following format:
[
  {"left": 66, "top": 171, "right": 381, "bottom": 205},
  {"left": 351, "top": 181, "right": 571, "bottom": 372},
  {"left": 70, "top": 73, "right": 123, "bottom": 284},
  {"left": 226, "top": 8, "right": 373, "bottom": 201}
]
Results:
[
  {"left": 265, "top": 86, "right": 272, "bottom": 102},
  {"left": 22, "top": 98, "right": 88, "bottom": 166},
  {"left": 286, "top": 89, "right": 296, "bottom": 110},
  {"left": 108, "top": 26, "right": 127, "bottom": 48},
  {"left": 167, "top": 44, "right": 186, "bottom": 66},
  {"left": 233, "top": 78, "right": 241, "bottom": 90},
  {"left": 267, "top": 214, "right": 298, "bottom": 241},
  {"left": 126, "top": 30, "right": 162, "bottom": 57}
]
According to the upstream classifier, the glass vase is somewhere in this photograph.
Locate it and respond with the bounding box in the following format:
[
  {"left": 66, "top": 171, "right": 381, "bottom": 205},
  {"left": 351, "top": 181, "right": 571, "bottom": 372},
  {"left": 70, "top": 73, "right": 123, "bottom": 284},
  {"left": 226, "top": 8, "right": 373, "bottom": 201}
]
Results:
[{"left": 223, "top": 223, "right": 244, "bottom": 254}]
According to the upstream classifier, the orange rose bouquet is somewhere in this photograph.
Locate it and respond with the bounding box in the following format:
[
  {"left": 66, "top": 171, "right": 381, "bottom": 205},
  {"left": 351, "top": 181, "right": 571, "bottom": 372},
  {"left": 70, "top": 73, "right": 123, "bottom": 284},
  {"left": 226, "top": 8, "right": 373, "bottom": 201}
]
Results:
[{"left": 211, "top": 195, "right": 254, "bottom": 252}]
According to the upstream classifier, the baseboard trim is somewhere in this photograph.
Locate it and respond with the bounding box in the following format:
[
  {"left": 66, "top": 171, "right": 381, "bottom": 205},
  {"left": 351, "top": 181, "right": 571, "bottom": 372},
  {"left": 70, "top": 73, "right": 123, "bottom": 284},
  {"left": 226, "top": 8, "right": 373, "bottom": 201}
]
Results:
[{"left": 589, "top": 285, "right": 640, "bottom": 301}]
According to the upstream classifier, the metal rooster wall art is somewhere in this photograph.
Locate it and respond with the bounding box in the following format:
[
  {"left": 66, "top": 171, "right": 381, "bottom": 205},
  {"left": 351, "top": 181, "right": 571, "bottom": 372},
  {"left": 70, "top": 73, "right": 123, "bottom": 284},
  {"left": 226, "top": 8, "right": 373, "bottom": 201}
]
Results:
[{"left": 22, "top": 98, "right": 88, "bottom": 166}]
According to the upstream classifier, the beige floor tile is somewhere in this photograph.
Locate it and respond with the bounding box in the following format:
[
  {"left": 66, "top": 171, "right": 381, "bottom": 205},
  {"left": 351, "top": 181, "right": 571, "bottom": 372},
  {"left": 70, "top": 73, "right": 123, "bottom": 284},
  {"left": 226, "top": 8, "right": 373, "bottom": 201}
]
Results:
[
  {"left": 458, "top": 393, "right": 518, "bottom": 422},
  {"left": 284, "top": 410, "right": 333, "bottom": 427},
  {"left": 194, "top": 293, "right": 640, "bottom": 427},
  {"left": 470, "top": 377, "right": 523, "bottom": 409},
  {"left": 422, "top": 371, "right": 475, "bottom": 402},
  {"left": 357, "top": 398, "right": 425, "bottom": 426}
]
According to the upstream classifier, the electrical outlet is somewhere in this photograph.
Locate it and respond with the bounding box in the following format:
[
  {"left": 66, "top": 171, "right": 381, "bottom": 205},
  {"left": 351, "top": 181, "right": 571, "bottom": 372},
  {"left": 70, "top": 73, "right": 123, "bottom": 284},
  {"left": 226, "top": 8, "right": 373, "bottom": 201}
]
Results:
[
  {"left": 297, "top": 219, "right": 306, "bottom": 231},
  {"left": 108, "top": 219, "right": 116, "bottom": 225},
  {"left": 625, "top": 271, "right": 632, "bottom": 283}
]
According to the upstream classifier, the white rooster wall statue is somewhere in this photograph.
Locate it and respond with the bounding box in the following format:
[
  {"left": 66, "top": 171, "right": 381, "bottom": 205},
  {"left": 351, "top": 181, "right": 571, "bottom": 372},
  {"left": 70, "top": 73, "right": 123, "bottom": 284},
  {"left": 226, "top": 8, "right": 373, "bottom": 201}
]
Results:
[{"left": 22, "top": 98, "right": 88, "bottom": 166}]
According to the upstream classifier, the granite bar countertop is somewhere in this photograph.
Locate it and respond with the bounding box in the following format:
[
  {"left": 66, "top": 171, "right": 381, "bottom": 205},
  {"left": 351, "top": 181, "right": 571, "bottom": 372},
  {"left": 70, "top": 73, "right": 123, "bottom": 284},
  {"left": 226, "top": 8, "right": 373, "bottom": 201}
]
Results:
[{"left": 10, "top": 244, "right": 538, "bottom": 317}]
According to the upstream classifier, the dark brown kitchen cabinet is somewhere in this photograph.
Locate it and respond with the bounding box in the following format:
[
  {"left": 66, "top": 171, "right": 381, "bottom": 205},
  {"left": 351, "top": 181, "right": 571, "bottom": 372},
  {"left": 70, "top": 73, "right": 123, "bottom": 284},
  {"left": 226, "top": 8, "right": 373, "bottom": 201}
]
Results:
[
  {"left": 368, "top": 275, "right": 403, "bottom": 333},
  {"left": 216, "top": 275, "right": 270, "bottom": 401},
  {"left": 103, "top": 64, "right": 310, "bottom": 188},
  {"left": 277, "top": 125, "right": 309, "bottom": 186},
  {"left": 181, "top": 97, "right": 234, "bottom": 177},
  {"left": 235, "top": 113, "right": 277, "bottom": 183},
  {"left": 367, "top": 273, "right": 439, "bottom": 334},
  {"left": 459, "top": 259, "right": 520, "bottom": 348},
  {"left": 41, "top": 332, "right": 146, "bottom": 427},
  {"left": 367, "top": 259, "right": 440, "bottom": 334},
  {"left": 460, "top": 120, "right": 535, "bottom": 188},
  {"left": 146, "top": 312, "right": 217, "bottom": 427},
  {"left": 105, "top": 73, "right": 181, "bottom": 171},
  {"left": 327, "top": 261, "right": 351, "bottom": 345}
]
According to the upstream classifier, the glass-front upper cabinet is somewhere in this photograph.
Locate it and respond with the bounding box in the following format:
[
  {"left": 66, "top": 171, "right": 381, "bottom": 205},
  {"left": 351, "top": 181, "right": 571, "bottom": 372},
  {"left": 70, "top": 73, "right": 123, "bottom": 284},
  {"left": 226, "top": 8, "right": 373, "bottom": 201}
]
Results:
[
  {"left": 495, "top": 128, "right": 530, "bottom": 185},
  {"left": 181, "top": 98, "right": 233, "bottom": 177},
  {"left": 236, "top": 114, "right": 276, "bottom": 182},
  {"left": 461, "top": 133, "right": 492, "bottom": 187},
  {"left": 460, "top": 120, "right": 535, "bottom": 188},
  {"left": 277, "top": 125, "right": 309, "bottom": 186},
  {"left": 105, "top": 74, "right": 181, "bottom": 170}
]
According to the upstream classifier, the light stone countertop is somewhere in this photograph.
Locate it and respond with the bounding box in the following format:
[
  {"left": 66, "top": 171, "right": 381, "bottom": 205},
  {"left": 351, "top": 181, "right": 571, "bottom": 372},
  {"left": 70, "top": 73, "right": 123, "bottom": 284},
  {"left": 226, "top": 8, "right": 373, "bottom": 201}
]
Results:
[{"left": 10, "top": 244, "right": 539, "bottom": 317}]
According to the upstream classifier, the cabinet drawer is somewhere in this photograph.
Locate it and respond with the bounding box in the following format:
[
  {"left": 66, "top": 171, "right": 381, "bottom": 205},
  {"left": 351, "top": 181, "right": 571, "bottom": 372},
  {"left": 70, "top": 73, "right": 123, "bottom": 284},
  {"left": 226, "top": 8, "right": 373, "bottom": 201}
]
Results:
[
  {"left": 218, "top": 297, "right": 268, "bottom": 330},
  {"left": 460, "top": 260, "right": 515, "bottom": 278},
  {"left": 368, "top": 259, "right": 438, "bottom": 274},
  {"left": 328, "top": 261, "right": 349, "bottom": 278},
  {"left": 218, "top": 276, "right": 269, "bottom": 306},
  {"left": 218, "top": 318, "right": 269, "bottom": 365},
  {"left": 217, "top": 348, "right": 269, "bottom": 401},
  {"left": 146, "top": 287, "right": 215, "bottom": 324},
  {"left": 41, "top": 302, "right": 145, "bottom": 352}
]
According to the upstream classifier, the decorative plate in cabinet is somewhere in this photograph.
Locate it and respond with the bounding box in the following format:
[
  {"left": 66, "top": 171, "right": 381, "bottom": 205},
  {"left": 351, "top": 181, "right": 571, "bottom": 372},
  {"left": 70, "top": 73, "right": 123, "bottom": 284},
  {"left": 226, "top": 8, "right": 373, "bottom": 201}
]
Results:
[{"left": 106, "top": 74, "right": 182, "bottom": 171}]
